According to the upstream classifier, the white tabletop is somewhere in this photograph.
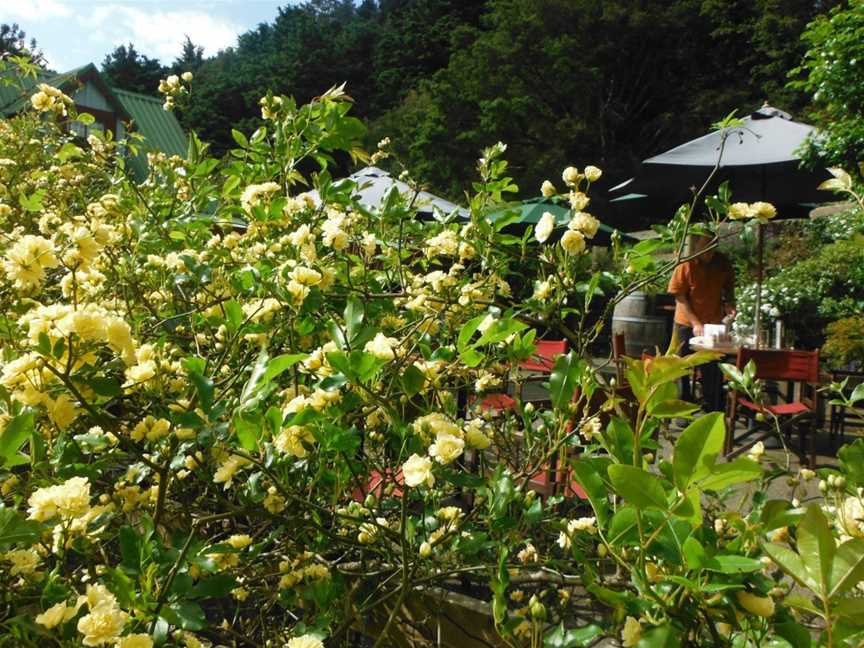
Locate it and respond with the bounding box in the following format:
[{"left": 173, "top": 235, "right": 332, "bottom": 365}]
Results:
[{"left": 688, "top": 336, "right": 741, "bottom": 355}]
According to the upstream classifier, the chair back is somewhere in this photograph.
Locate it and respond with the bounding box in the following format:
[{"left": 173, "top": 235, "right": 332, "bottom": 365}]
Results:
[
  {"left": 737, "top": 348, "right": 819, "bottom": 383},
  {"left": 521, "top": 339, "right": 568, "bottom": 372}
]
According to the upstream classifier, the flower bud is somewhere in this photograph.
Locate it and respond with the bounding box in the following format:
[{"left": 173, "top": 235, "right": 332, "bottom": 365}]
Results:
[
  {"left": 819, "top": 480, "right": 828, "bottom": 494},
  {"left": 529, "top": 595, "right": 546, "bottom": 621},
  {"left": 835, "top": 476, "right": 846, "bottom": 490}
]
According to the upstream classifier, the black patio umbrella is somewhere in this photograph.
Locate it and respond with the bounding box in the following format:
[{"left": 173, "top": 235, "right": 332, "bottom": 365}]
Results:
[{"left": 610, "top": 105, "right": 833, "bottom": 346}]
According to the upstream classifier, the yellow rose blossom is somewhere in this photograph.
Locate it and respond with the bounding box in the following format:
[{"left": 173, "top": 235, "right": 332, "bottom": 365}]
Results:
[
  {"left": 560, "top": 229, "right": 586, "bottom": 255},
  {"left": 402, "top": 453, "right": 434, "bottom": 487},
  {"left": 4, "top": 548, "right": 40, "bottom": 575},
  {"left": 562, "top": 166, "right": 580, "bottom": 186},
  {"left": 428, "top": 432, "right": 464, "bottom": 464},
  {"left": 3, "top": 234, "right": 59, "bottom": 292},
  {"left": 287, "top": 635, "right": 324, "bottom": 648},
  {"left": 364, "top": 332, "right": 399, "bottom": 361},
  {"left": 621, "top": 616, "right": 642, "bottom": 647},
  {"left": 540, "top": 180, "right": 556, "bottom": 197},
  {"left": 583, "top": 165, "right": 602, "bottom": 182},
  {"left": 213, "top": 455, "right": 252, "bottom": 489},
  {"left": 77, "top": 602, "right": 128, "bottom": 646},
  {"left": 535, "top": 211, "right": 555, "bottom": 243},
  {"left": 569, "top": 211, "right": 600, "bottom": 238},
  {"left": 27, "top": 476, "right": 91, "bottom": 521},
  {"left": 116, "top": 635, "right": 154, "bottom": 648}
]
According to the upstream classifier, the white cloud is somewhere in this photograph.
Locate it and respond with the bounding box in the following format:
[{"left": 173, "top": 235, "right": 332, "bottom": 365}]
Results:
[
  {"left": 78, "top": 4, "right": 242, "bottom": 64},
  {"left": 2, "top": 0, "right": 73, "bottom": 22}
]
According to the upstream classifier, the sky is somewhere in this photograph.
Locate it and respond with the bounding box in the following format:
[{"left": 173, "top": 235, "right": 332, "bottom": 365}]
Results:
[{"left": 1, "top": 0, "right": 295, "bottom": 72}]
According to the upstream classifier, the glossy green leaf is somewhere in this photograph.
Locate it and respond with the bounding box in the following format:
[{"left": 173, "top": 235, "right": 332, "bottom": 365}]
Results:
[
  {"left": 637, "top": 624, "right": 682, "bottom": 648},
  {"left": 549, "top": 351, "right": 586, "bottom": 410},
  {"left": 672, "top": 412, "right": 725, "bottom": 491},
  {"left": 400, "top": 364, "right": 426, "bottom": 396},
  {"left": 649, "top": 399, "right": 700, "bottom": 419},
  {"left": 829, "top": 538, "right": 864, "bottom": 598},
  {"left": 608, "top": 465, "right": 668, "bottom": 510},
  {"left": 763, "top": 542, "right": 819, "bottom": 592},
  {"left": 544, "top": 623, "right": 604, "bottom": 647},
  {"left": 0, "top": 409, "right": 33, "bottom": 466},
  {"left": 0, "top": 506, "right": 41, "bottom": 548},
  {"left": 703, "top": 554, "right": 764, "bottom": 574},
  {"left": 696, "top": 457, "right": 762, "bottom": 491},
  {"left": 571, "top": 458, "right": 611, "bottom": 525},
  {"left": 797, "top": 505, "right": 835, "bottom": 596}
]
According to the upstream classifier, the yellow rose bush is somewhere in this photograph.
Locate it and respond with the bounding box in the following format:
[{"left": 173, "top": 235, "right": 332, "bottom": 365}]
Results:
[{"left": 1, "top": 57, "right": 864, "bottom": 647}]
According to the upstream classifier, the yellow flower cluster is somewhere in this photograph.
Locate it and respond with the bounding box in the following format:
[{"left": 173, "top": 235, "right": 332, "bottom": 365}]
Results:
[
  {"left": 30, "top": 84, "right": 73, "bottom": 115},
  {"left": 728, "top": 201, "right": 777, "bottom": 221}
]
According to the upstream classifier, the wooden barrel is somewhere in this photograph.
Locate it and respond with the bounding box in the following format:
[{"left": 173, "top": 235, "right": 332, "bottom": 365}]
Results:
[{"left": 612, "top": 291, "right": 668, "bottom": 357}]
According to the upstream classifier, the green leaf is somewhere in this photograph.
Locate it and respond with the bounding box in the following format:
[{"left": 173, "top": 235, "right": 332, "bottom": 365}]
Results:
[
  {"left": 119, "top": 526, "right": 140, "bottom": 572},
  {"left": 233, "top": 414, "right": 260, "bottom": 452},
  {"left": 400, "top": 365, "right": 426, "bottom": 397},
  {"left": 457, "top": 314, "right": 486, "bottom": 352},
  {"left": 549, "top": 351, "right": 585, "bottom": 410},
  {"left": 231, "top": 128, "right": 249, "bottom": 148},
  {"left": 162, "top": 600, "right": 206, "bottom": 630},
  {"left": 672, "top": 412, "right": 725, "bottom": 491},
  {"left": 343, "top": 298, "right": 364, "bottom": 343},
  {"left": 829, "top": 538, "right": 864, "bottom": 598},
  {"left": 544, "top": 623, "right": 604, "bottom": 647},
  {"left": 18, "top": 189, "right": 45, "bottom": 212},
  {"left": 682, "top": 536, "right": 706, "bottom": 569},
  {"left": 187, "top": 366, "right": 214, "bottom": 416},
  {"left": 797, "top": 505, "right": 835, "bottom": 597},
  {"left": 0, "top": 409, "right": 33, "bottom": 466},
  {"left": 649, "top": 399, "right": 700, "bottom": 419},
  {"left": 783, "top": 594, "right": 821, "bottom": 616},
  {"left": 0, "top": 506, "right": 41, "bottom": 548},
  {"left": 261, "top": 353, "right": 306, "bottom": 384},
  {"left": 637, "top": 624, "right": 682, "bottom": 648},
  {"left": 774, "top": 621, "right": 813, "bottom": 648},
  {"left": 703, "top": 554, "right": 764, "bottom": 574},
  {"left": 190, "top": 574, "right": 236, "bottom": 599},
  {"left": 223, "top": 300, "right": 244, "bottom": 332},
  {"left": 608, "top": 465, "right": 668, "bottom": 510},
  {"left": 763, "top": 542, "right": 819, "bottom": 592},
  {"left": 571, "top": 458, "right": 611, "bottom": 525},
  {"left": 835, "top": 597, "right": 864, "bottom": 623},
  {"left": 696, "top": 457, "right": 761, "bottom": 491},
  {"left": 77, "top": 112, "right": 95, "bottom": 125}
]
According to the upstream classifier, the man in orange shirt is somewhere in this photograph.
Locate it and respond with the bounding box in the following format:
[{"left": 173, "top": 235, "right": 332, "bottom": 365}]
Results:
[{"left": 667, "top": 233, "right": 736, "bottom": 411}]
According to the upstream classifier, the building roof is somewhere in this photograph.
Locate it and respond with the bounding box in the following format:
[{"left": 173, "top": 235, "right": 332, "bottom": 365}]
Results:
[{"left": 1, "top": 63, "right": 186, "bottom": 178}]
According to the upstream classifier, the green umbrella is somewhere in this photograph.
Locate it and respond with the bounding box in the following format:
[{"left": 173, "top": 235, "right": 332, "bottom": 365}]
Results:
[{"left": 486, "top": 198, "right": 629, "bottom": 241}]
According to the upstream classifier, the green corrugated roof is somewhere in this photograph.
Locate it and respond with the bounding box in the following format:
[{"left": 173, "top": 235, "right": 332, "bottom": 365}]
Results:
[
  {"left": 113, "top": 88, "right": 186, "bottom": 157},
  {"left": 113, "top": 88, "right": 187, "bottom": 178}
]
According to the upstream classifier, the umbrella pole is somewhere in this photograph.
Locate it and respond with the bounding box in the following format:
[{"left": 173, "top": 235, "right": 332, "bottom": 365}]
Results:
[{"left": 754, "top": 223, "right": 764, "bottom": 349}]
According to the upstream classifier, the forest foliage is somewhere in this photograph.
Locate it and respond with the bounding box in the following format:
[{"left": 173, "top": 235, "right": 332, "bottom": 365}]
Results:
[{"left": 84, "top": 0, "right": 841, "bottom": 204}]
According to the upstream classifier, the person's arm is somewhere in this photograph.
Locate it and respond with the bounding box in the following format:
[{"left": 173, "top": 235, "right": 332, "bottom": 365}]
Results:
[
  {"left": 672, "top": 293, "right": 704, "bottom": 336},
  {"left": 668, "top": 263, "right": 703, "bottom": 335}
]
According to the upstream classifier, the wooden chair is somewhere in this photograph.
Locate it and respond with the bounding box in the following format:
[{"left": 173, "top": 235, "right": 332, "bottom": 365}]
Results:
[
  {"left": 829, "top": 369, "right": 864, "bottom": 448},
  {"left": 725, "top": 348, "right": 821, "bottom": 467}
]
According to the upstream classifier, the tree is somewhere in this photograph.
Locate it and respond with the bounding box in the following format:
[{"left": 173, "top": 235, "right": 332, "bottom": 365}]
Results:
[
  {"left": 101, "top": 43, "right": 165, "bottom": 95},
  {"left": 0, "top": 23, "right": 45, "bottom": 67},
  {"left": 791, "top": 0, "right": 864, "bottom": 170},
  {"left": 373, "top": 0, "right": 834, "bottom": 211},
  {"left": 172, "top": 36, "right": 204, "bottom": 74}
]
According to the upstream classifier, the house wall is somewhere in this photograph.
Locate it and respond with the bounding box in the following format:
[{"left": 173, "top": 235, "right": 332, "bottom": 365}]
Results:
[{"left": 73, "top": 81, "right": 111, "bottom": 112}]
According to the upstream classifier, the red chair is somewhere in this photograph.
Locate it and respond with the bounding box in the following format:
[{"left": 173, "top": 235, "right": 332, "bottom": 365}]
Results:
[
  {"left": 725, "top": 348, "right": 820, "bottom": 467},
  {"left": 475, "top": 339, "right": 568, "bottom": 414}
]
